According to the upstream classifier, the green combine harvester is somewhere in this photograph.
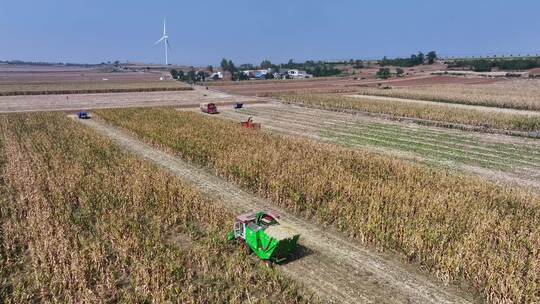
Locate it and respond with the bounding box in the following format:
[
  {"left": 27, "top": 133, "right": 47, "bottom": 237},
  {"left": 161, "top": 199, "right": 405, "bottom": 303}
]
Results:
[{"left": 227, "top": 210, "right": 300, "bottom": 265}]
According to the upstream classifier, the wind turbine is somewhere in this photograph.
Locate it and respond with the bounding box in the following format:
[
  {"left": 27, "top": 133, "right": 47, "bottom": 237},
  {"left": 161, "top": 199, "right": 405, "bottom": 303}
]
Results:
[{"left": 154, "top": 19, "right": 171, "bottom": 65}]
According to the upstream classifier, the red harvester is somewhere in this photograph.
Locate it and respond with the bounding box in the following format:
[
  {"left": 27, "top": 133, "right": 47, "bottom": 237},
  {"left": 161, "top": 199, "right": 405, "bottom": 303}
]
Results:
[{"left": 240, "top": 117, "right": 261, "bottom": 129}]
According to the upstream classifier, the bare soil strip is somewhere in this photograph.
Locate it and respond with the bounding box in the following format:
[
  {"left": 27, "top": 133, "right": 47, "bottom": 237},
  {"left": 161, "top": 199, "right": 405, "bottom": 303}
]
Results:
[{"left": 74, "top": 116, "right": 477, "bottom": 304}]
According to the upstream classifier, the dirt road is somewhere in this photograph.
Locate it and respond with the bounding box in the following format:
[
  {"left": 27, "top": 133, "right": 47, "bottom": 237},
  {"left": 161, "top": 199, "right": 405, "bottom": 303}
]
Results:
[
  {"left": 75, "top": 116, "right": 476, "bottom": 304},
  {"left": 0, "top": 88, "right": 256, "bottom": 113}
]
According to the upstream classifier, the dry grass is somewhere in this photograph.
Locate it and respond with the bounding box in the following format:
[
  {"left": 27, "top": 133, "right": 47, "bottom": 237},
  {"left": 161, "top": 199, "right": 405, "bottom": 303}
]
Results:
[
  {"left": 0, "top": 81, "right": 192, "bottom": 96},
  {"left": 274, "top": 93, "right": 540, "bottom": 132},
  {"left": 354, "top": 79, "right": 540, "bottom": 111},
  {"left": 0, "top": 113, "right": 315, "bottom": 303},
  {"left": 97, "top": 108, "right": 540, "bottom": 303}
]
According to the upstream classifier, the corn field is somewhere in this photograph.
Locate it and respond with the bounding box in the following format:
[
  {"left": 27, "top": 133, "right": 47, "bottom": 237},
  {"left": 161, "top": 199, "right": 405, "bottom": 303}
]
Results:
[
  {"left": 97, "top": 108, "right": 540, "bottom": 303},
  {"left": 0, "top": 113, "right": 315, "bottom": 303},
  {"left": 353, "top": 79, "right": 540, "bottom": 111},
  {"left": 274, "top": 93, "right": 540, "bottom": 132}
]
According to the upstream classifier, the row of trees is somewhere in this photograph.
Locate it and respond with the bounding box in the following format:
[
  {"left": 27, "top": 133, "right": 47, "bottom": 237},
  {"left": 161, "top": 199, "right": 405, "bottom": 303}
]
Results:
[
  {"left": 450, "top": 57, "right": 540, "bottom": 72},
  {"left": 220, "top": 58, "right": 252, "bottom": 80},
  {"left": 376, "top": 67, "right": 404, "bottom": 79},
  {"left": 380, "top": 51, "right": 437, "bottom": 67},
  {"left": 279, "top": 59, "right": 342, "bottom": 76},
  {"left": 170, "top": 69, "right": 210, "bottom": 83}
]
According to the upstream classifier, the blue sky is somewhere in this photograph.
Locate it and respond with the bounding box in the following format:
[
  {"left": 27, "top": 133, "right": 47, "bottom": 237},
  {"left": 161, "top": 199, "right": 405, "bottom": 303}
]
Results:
[{"left": 1, "top": 0, "right": 539, "bottom": 66}]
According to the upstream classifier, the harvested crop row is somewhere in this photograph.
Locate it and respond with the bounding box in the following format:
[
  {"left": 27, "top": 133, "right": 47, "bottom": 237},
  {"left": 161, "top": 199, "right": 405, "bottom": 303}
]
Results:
[
  {"left": 0, "top": 86, "right": 193, "bottom": 96},
  {"left": 353, "top": 80, "right": 540, "bottom": 111},
  {"left": 97, "top": 108, "right": 540, "bottom": 303},
  {"left": 273, "top": 93, "right": 540, "bottom": 133},
  {"left": 0, "top": 81, "right": 191, "bottom": 96},
  {"left": 0, "top": 113, "right": 314, "bottom": 303}
]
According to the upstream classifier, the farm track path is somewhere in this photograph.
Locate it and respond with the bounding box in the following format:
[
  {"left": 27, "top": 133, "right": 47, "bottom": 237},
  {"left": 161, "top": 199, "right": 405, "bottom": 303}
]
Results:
[
  {"left": 0, "top": 87, "right": 258, "bottom": 113},
  {"left": 74, "top": 116, "right": 477, "bottom": 304}
]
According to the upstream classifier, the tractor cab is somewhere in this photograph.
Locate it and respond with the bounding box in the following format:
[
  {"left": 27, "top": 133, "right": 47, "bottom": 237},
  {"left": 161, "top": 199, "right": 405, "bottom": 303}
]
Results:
[{"left": 232, "top": 211, "right": 279, "bottom": 239}]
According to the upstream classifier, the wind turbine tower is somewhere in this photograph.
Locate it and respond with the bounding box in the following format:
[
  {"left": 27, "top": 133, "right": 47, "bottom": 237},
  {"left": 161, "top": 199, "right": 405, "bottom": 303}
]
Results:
[{"left": 154, "top": 19, "right": 171, "bottom": 65}]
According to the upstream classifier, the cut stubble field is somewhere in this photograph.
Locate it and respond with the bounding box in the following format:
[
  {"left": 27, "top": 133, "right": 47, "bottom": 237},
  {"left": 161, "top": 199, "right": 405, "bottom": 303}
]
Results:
[
  {"left": 0, "top": 80, "right": 191, "bottom": 96},
  {"left": 97, "top": 108, "right": 540, "bottom": 303}
]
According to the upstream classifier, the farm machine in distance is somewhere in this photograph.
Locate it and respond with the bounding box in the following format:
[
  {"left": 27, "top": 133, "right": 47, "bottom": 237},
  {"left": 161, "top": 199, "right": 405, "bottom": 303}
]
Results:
[
  {"left": 77, "top": 111, "right": 90, "bottom": 119},
  {"left": 200, "top": 103, "right": 219, "bottom": 114},
  {"left": 239, "top": 117, "right": 261, "bottom": 129}
]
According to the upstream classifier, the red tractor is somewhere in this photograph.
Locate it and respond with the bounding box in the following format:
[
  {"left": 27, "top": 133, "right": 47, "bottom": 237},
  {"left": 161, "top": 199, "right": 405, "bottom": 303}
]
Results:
[{"left": 200, "top": 103, "right": 219, "bottom": 114}]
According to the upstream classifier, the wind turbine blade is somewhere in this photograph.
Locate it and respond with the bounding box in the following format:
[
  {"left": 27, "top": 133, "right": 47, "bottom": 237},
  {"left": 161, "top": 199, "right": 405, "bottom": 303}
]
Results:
[
  {"left": 163, "top": 19, "right": 166, "bottom": 36},
  {"left": 166, "top": 39, "right": 172, "bottom": 51},
  {"left": 154, "top": 36, "right": 165, "bottom": 45}
]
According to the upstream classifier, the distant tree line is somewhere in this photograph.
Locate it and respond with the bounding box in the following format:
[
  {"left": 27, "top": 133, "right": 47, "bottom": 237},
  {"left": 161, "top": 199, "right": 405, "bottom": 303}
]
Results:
[
  {"left": 214, "top": 58, "right": 344, "bottom": 79},
  {"left": 380, "top": 51, "right": 437, "bottom": 67},
  {"left": 219, "top": 58, "right": 249, "bottom": 80},
  {"left": 376, "top": 68, "right": 391, "bottom": 79},
  {"left": 301, "top": 60, "right": 341, "bottom": 77},
  {"left": 375, "top": 67, "right": 405, "bottom": 79},
  {"left": 449, "top": 57, "right": 540, "bottom": 72},
  {"left": 170, "top": 69, "right": 209, "bottom": 83},
  {"left": 278, "top": 59, "right": 342, "bottom": 76}
]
